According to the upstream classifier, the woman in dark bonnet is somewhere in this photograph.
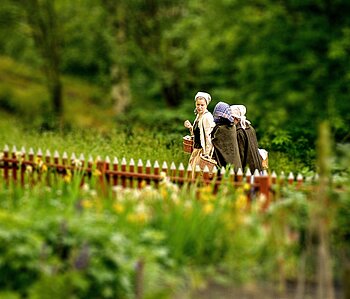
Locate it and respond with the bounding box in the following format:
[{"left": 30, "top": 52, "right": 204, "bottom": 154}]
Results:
[{"left": 211, "top": 101, "right": 242, "bottom": 172}]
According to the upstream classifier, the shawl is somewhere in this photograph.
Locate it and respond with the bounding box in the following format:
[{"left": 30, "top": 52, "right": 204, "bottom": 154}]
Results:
[
  {"left": 193, "top": 110, "right": 215, "bottom": 155},
  {"left": 236, "top": 123, "right": 263, "bottom": 173},
  {"left": 211, "top": 123, "right": 242, "bottom": 171}
]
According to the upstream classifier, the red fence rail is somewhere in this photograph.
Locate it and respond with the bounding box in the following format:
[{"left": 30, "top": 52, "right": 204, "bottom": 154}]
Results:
[{"left": 0, "top": 145, "right": 309, "bottom": 208}]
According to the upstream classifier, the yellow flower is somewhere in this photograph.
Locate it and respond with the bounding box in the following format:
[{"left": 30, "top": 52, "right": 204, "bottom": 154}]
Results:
[
  {"left": 200, "top": 185, "right": 212, "bottom": 194},
  {"left": 243, "top": 183, "right": 251, "bottom": 191},
  {"left": 113, "top": 203, "right": 124, "bottom": 214},
  {"left": 140, "top": 180, "right": 147, "bottom": 188},
  {"left": 64, "top": 174, "right": 71, "bottom": 183},
  {"left": 35, "top": 157, "right": 41, "bottom": 165},
  {"left": 203, "top": 203, "right": 214, "bottom": 215},
  {"left": 160, "top": 187, "right": 168, "bottom": 199},
  {"left": 235, "top": 193, "right": 247, "bottom": 211},
  {"left": 127, "top": 212, "right": 149, "bottom": 224},
  {"left": 26, "top": 165, "right": 33, "bottom": 173},
  {"left": 93, "top": 169, "right": 102, "bottom": 176},
  {"left": 41, "top": 164, "right": 48, "bottom": 173},
  {"left": 81, "top": 199, "right": 93, "bottom": 209}
]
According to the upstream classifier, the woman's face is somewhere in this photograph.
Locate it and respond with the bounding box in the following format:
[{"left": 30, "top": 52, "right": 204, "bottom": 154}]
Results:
[{"left": 195, "top": 97, "right": 207, "bottom": 115}]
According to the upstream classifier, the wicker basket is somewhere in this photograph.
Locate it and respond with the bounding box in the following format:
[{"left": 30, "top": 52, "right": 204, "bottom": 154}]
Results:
[
  {"left": 199, "top": 153, "right": 217, "bottom": 172},
  {"left": 258, "top": 148, "right": 269, "bottom": 170},
  {"left": 262, "top": 156, "right": 269, "bottom": 169},
  {"left": 183, "top": 135, "right": 194, "bottom": 154}
]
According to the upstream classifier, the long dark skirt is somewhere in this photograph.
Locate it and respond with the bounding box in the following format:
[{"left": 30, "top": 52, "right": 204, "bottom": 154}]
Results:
[{"left": 236, "top": 124, "right": 263, "bottom": 173}]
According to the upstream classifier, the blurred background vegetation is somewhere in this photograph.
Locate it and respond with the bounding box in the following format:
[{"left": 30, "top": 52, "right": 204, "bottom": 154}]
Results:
[
  {"left": 1, "top": 1, "right": 350, "bottom": 298},
  {"left": 0, "top": 0, "right": 349, "bottom": 171}
]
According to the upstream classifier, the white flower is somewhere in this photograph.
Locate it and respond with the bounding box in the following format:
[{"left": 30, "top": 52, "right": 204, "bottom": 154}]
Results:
[
  {"left": 73, "top": 159, "right": 82, "bottom": 167},
  {"left": 89, "top": 190, "right": 97, "bottom": 197},
  {"left": 82, "top": 183, "right": 90, "bottom": 192}
]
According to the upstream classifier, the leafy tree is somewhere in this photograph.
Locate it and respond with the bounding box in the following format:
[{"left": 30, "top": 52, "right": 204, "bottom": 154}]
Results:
[
  {"left": 183, "top": 0, "right": 350, "bottom": 154},
  {"left": 17, "top": 0, "right": 64, "bottom": 125},
  {"left": 108, "top": 0, "right": 191, "bottom": 107}
]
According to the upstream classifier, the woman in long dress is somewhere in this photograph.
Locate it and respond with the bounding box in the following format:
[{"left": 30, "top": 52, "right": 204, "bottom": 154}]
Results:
[
  {"left": 184, "top": 92, "right": 215, "bottom": 177},
  {"left": 211, "top": 102, "right": 242, "bottom": 172},
  {"left": 230, "top": 105, "right": 263, "bottom": 173}
]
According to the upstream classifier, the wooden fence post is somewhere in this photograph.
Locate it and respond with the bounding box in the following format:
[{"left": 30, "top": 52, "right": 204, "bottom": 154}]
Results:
[
  {"left": 53, "top": 150, "right": 60, "bottom": 185},
  {"left": 20, "top": 146, "right": 26, "bottom": 187},
  {"left": 170, "top": 162, "right": 176, "bottom": 181},
  {"left": 45, "top": 149, "right": 51, "bottom": 186},
  {"left": 288, "top": 172, "right": 295, "bottom": 185},
  {"left": 62, "top": 151, "right": 68, "bottom": 166},
  {"left": 236, "top": 168, "right": 243, "bottom": 184},
  {"left": 162, "top": 161, "right": 168, "bottom": 175},
  {"left": 79, "top": 153, "right": 85, "bottom": 187},
  {"left": 253, "top": 169, "right": 260, "bottom": 201},
  {"left": 229, "top": 168, "right": 235, "bottom": 185},
  {"left": 87, "top": 155, "right": 93, "bottom": 182},
  {"left": 95, "top": 156, "right": 106, "bottom": 194},
  {"left": 203, "top": 165, "right": 210, "bottom": 183},
  {"left": 260, "top": 170, "right": 270, "bottom": 210},
  {"left": 113, "top": 157, "right": 119, "bottom": 187},
  {"left": 28, "top": 148, "right": 35, "bottom": 186},
  {"left": 244, "top": 168, "right": 252, "bottom": 204},
  {"left": 37, "top": 148, "right": 43, "bottom": 182},
  {"left": 121, "top": 158, "right": 127, "bottom": 188},
  {"left": 12, "top": 145, "right": 17, "bottom": 184},
  {"left": 178, "top": 163, "right": 185, "bottom": 186},
  {"left": 137, "top": 159, "right": 143, "bottom": 189},
  {"left": 105, "top": 156, "right": 111, "bottom": 185},
  {"left": 154, "top": 161, "right": 159, "bottom": 188},
  {"left": 297, "top": 173, "right": 303, "bottom": 189},
  {"left": 186, "top": 164, "right": 192, "bottom": 181},
  {"left": 145, "top": 160, "right": 151, "bottom": 186},
  {"left": 129, "top": 158, "right": 135, "bottom": 188},
  {"left": 70, "top": 152, "right": 76, "bottom": 167},
  {"left": 3, "top": 145, "right": 9, "bottom": 185},
  {"left": 245, "top": 168, "right": 251, "bottom": 184},
  {"left": 271, "top": 171, "right": 277, "bottom": 185}
]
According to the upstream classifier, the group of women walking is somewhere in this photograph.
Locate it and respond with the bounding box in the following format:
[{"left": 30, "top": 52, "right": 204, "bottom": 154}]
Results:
[{"left": 184, "top": 91, "right": 266, "bottom": 176}]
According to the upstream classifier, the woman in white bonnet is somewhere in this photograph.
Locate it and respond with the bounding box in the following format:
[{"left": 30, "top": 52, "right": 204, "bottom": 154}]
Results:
[
  {"left": 230, "top": 104, "right": 263, "bottom": 173},
  {"left": 184, "top": 92, "right": 215, "bottom": 177}
]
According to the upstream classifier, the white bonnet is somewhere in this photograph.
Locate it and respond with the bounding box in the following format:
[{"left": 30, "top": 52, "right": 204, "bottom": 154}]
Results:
[
  {"left": 230, "top": 104, "right": 246, "bottom": 119},
  {"left": 230, "top": 104, "right": 250, "bottom": 129},
  {"left": 195, "top": 92, "right": 211, "bottom": 105}
]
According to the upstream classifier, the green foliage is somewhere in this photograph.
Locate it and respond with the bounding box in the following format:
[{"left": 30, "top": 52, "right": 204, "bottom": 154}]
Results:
[
  {"left": 0, "top": 212, "right": 42, "bottom": 294},
  {"left": 1, "top": 0, "right": 350, "bottom": 165}
]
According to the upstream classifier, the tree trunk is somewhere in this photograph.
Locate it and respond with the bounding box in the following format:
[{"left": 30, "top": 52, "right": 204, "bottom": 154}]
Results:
[
  {"left": 104, "top": 0, "right": 131, "bottom": 115},
  {"left": 20, "top": 0, "right": 64, "bottom": 126},
  {"left": 51, "top": 78, "right": 63, "bottom": 124},
  {"left": 111, "top": 65, "right": 130, "bottom": 115}
]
